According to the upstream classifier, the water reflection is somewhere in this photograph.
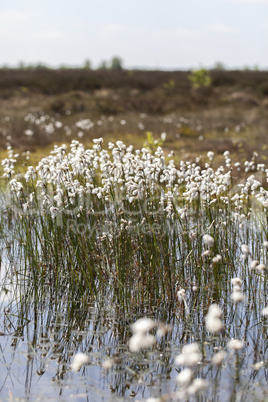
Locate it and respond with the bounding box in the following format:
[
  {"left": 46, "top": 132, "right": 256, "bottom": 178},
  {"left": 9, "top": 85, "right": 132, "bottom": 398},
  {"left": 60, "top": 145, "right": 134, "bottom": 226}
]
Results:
[{"left": 0, "top": 234, "right": 268, "bottom": 401}]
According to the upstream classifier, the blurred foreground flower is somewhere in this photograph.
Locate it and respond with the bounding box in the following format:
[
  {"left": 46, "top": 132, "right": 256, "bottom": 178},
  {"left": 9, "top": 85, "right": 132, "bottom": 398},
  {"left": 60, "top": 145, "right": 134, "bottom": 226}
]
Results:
[{"left": 71, "top": 352, "right": 90, "bottom": 372}]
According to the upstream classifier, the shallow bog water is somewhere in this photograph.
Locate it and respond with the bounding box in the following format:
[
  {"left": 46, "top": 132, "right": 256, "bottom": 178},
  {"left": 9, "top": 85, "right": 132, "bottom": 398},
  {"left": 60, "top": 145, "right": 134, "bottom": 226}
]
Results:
[
  {"left": 0, "top": 279, "right": 268, "bottom": 402},
  {"left": 0, "top": 213, "right": 268, "bottom": 401}
]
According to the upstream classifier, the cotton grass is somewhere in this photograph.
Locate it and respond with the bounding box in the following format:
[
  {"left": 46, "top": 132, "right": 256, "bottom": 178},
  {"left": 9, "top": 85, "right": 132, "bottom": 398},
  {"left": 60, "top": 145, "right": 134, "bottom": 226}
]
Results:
[{"left": 1, "top": 138, "right": 268, "bottom": 400}]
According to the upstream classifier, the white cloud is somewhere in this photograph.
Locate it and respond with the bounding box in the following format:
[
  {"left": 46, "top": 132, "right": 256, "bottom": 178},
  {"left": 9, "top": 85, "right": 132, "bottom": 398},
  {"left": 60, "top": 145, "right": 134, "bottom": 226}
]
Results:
[
  {"left": 102, "top": 24, "right": 123, "bottom": 33},
  {"left": 156, "top": 28, "right": 197, "bottom": 39},
  {"left": 35, "top": 31, "right": 66, "bottom": 40},
  {"left": 208, "top": 24, "right": 237, "bottom": 33},
  {"left": 0, "top": 9, "right": 30, "bottom": 26}
]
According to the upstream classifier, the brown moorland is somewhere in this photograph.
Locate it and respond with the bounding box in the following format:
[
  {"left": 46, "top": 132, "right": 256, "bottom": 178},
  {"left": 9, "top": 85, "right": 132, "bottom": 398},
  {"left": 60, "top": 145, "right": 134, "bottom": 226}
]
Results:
[{"left": 0, "top": 68, "right": 267, "bottom": 164}]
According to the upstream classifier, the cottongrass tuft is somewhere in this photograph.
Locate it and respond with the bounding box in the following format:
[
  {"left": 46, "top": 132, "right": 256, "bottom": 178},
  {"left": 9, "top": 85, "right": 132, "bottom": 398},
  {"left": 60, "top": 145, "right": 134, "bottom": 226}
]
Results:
[
  {"left": 227, "top": 339, "right": 244, "bottom": 351},
  {"left": 129, "top": 317, "right": 157, "bottom": 352},
  {"left": 231, "top": 278, "right": 244, "bottom": 303},
  {"left": 177, "top": 289, "right": 186, "bottom": 300},
  {"left": 129, "top": 333, "right": 156, "bottom": 352},
  {"left": 71, "top": 352, "right": 90, "bottom": 372},
  {"left": 131, "top": 317, "right": 157, "bottom": 334},
  {"left": 261, "top": 307, "right": 268, "bottom": 316},
  {"left": 205, "top": 303, "right": 223, "bottom": 333},
  {"left": 212, "top": 350, "right": 227, "bottom": 366},
  {"left": 231, "top": 278, "right": 243, "bottom": 287},
  {"left": 175, "top": 343, "right": 202, "bottom": 367},
  {"left": 203, "top": 234, "right": 214, "bottom": 247},
  {"left": 231, "top": 291, "right": 245, "bottom": 303},
  {"left": 256, "top": 263, "right": 266, "bottom": 272},
  {"left": 102, "top": 358, "right": 114, "bottom": 369},
  {"left": 241, "top": 244, "right": 250, "bottom": 255},
  {"left": 212, "top": 254, "right": 222, "bottom": 263},
  {"left": 187, "top": 378, "right": 209, "bottom": 395},
  {"left": 176, "top": 368, "right": 193, "bottom": 385},
  {"left": 252, "top": 361, "right": 264, "bottom": 370},
  {"left": 250, "top": 260, "right": 259, "bottom": 270}
]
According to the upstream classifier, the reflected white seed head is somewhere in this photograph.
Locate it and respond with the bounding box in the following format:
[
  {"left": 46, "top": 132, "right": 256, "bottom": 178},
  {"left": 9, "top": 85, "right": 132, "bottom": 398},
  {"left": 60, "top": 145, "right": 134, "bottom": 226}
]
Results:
[
  {"left": 177, "top": 289, "right": 186, "bottom": 300},
  {"left": 129, "top": 333, "right": 156, "bottom": 352},
  {"left": 250, "top": 260, "right": 259, "bottom": 270},
  {"left": 227, "top": 339, "right": 244, "bottom": 350},
  {"left": 175, "top": 343, "right": 202, "bottom": 367},
  {"left": 231, "top": 291, "right": 244, "bottom": 303},
  {"left": 257, "top": 263, "right": 266, "bottom": 272},
  {"left": 253, "top": 361, "right": 264, "bottom": 370},
  {"left": 261, "top": 307, "right": 268, "bottom": 316},
  {"left": 187, "top": 378, "right": 209, "bottom": 395},
  {"left": 102, "top": 358, "right": 114, "bottom": 369},
  {"left": 205, "top": 304, "right": 223, "bottom": 333},
  {"left": 241, "top": 244, "right": 250, "bottom": 255},
  {"left": 176, "top": 368, "right": 193, "bottom": 385},
  {"left": 156, "top": 323, "right": 173, "bottom": 338},
  {"left": 207, "top": 303, "right": 223, "bottom": 319},
  {"left": 71, "top": 353, "right": 90, "bottom": 372},
  {"left": 212, "top": 350, "right": 227, "bottom": 366},
  {"left": 232, "top": 285, "right": 241, "bottom": 292},
  {"left": 206, "top": 317, "right": 223, "bottom": 333},
  {"left": 131, "top": 318, "right": 156, "bottom": 334},
  {"left": 231, "top": 277, "right": 242, "bottom": 287}
]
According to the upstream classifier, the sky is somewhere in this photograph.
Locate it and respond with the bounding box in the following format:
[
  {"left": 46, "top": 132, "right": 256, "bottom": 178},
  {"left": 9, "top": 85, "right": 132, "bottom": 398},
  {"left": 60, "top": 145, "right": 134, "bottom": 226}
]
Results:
[{"left": 0, "top": 0, "right": 267, "bottom": 70}]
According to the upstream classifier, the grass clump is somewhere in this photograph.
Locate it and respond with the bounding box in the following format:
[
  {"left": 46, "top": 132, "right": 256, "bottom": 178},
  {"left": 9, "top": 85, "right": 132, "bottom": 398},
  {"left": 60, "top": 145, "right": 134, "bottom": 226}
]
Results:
[{"left": 0, "top": 140, "right": 267, "bottom": 307}]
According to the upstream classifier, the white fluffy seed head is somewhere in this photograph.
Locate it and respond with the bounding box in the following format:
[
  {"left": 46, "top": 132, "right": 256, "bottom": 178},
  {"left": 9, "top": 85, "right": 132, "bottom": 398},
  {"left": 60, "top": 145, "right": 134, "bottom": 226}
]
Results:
[
  {"left": 257, "top": 263, "right": 266, "bottom": 272},
  {"left": 261, "top": 307, "right": 268, "bottom": 316},
  {"left": 187, "top": 378, "right": 208, "bottom": 395},
  {"left": 209, "top": 303, "right": 222, "bottom": 317},
  {"left": 231, "top": 277, "right": 242, "bottom": 287},
  {"left": 176, "top": 368, "right": 193, "bottom": 385},
  {"left": 203, "top": 234, "right": 214, "bottom": 247},
  {"left": 250, "top": 260, "right": 259, "bottom": 270},
  {"left": 253, "top": 361, "right": 264, "bottom": 370},
  {"left": 177, "top": 289, "right": 186, "bottom": 300},
  {"left": 206, "top": 317, "right": 223, "bottom": 333},
  {"left": 212, "top": 350, "right": 227, "bottom": 366},
  {"left": 227, "top": 339, "right": 244, "bottom": 351},
  {"left": 129, "top": 333, "right": 156, "bottom": 352},
  {"left": 241, "top": 244, "right": 250, "bottom": 255},
  {"left": 205, "top": 304, "right": 223, "bottom": 333},
  {"left": 212, "top": 254, "right": 222, "bottom": 263},
  {"left": 231, "top": 291, "right": 245, "bottom": 303},
  {"left": 102, "top": 358, "right": 114, "bottom": 369},
  {"left": 131, "top": 317, "right": 156, "bottom": 334},
  {"left": 71, "top": 353, "right": 90, "bottom": 372},
  {"left": 181, "top": 342, "right": 200, "bottom": 355},
  {"left": 175, "top": 343, "right": 202, "bottom": 367}
]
